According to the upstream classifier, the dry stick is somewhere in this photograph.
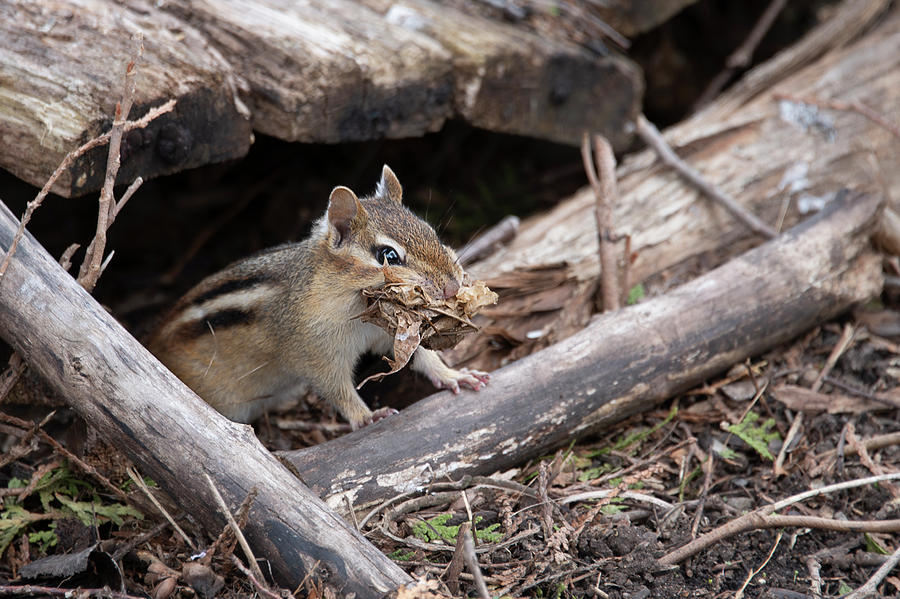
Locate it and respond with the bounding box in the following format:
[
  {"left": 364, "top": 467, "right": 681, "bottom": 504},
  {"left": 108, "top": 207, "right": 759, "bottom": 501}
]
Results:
[
  {"left": 775, "top": 323, "right": 855, "bottom": 475},
  {"left": 463, "top": 532, "right": 490, "bottom": 599},
  {"left": 204, "top": 473, "right": 267, "bottom": 587},
  {"left": 457, "top": 215, "right": 520, "bottom": 267},
  {"left": 805, "top": 554, "right": 823, "bottom": 598},
  {"left": 0, "top": 99, "right": 174, "bottom": 282},
  {"left": 0, "top": 411, "right": 129, "bottom": 503},
  {"left": 78, "top": 50, "right": 139, "bottom": 291},
  {"left": 209, "top": 488, "right": 258, "bottom": 561},
  {"left": 126, "top": 467, "right": 195, "bottom": 550},
  {"left": 634, "top": 114, "right": 777, "bottom": 239},
  {"left": 0, "top": 353, "right": 25, "bottom": 401},
  {"left": 773, "top": 93, "right": 900, "bottom": 140},
  {"left": 580, "top": 131, "right": 621, "bottom": 311},
  {"left": 735, "top": 531, "right": 783, "bottom": 599},
  {"left": 445, "top": 520, "right": 471, "bottom": 596},
  {"left": 694, "top": 0, "right": 788, "bottom": 109},
  {"left": 811, "top": 432, "right": 900, "bottom": 476},
  {"left": 659, "top": 472, "right": 900, "bottom": 565},
  {"left": 231, "top": 555, "right": 283, "bottom": 599},
  {"left": 0, "top": 585, "right": 145, "bottom": 599},
  {"left": 843, "top": 542, "right": 900, "bottom": 599},
  {"left": 846, "top": 424, "right": 900, "bottom": 498}
]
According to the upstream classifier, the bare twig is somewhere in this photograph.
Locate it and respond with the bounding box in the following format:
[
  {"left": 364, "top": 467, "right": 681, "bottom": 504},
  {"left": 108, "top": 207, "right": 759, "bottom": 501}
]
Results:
[
  {"left": 810, "top": 431, "right": 900, "bottom": 477},
  {"left": 445, "top": 520, "right": 471, "bottom": 595},
  {"left": 230, "top": 555, "right": 283, "bottom": 599},
  {"left": 695, "top": 0, "right": 788, "bottom": 109},
  {"left": 127, "top": 467, "right": 195, "bottom": 550},
  {"left": 457, "top": 215, "right": 520, "bottom": 266},
  {"left": 775, "top": 323, "right": 854, "bottom": 475},
  {"left": 0, "top": 99, "right": 174, "bottom": 283},
  {"left": 78, "top": 45, "right": 141, "bottom": 291},
  {"left": 805, "top": 554, "right": 823, "bottom": 598},
  {"left": 558, "top": 490, "right": 674, "bottom": 511},
  {"left": 843, "top": 542, "right": 900, "bottom": 599},
  {"left": 0, "top": 585, "right": 145, "bottom": 598},
  {"left": 0, "top": 411, "right": 129, "bottom": 503},
  {"left": 0, "top": 353, "right": 26, "bottom": 402},
  {"left": 204, "top": 473, "right": 267, "bottom": 586},
  {"left": 209, "top": 488, "right": 258, "bottom": 560},
  {"left": 463, "top": 530, "right": 490, "bottom": 599},
  {"left": 700, "top": 0, "right": 891, "bottom": 118},
  {"left": 634, "top": 114, "right": 777, "bottom": 239},
  {"left": 660, "top": 472, "right": 900, "bottom": 565},
  {"left": 734, "top": 531, "right": 783, "bottom": 599},
  {"left": 845, "top": 423, "right": 900, "bottom": 498},
  {"left": 581, "top": 131, "right": 621, "bottom": 311}
]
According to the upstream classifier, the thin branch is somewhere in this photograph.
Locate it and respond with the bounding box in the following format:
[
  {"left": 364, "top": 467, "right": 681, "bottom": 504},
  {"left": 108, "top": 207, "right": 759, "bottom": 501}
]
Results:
[
  {"left": 843, "top": 542, "right": 900, "bottom": 599},
  {"left": 634, "top": 114, "right": 777, "bottom": 239},
  {"left": 231, "top": 555, "right": 283, "bottom": 599},
  {"left": 204, "top": 473, "right": 268, "bottom": 586},
  {"left": 78, "top": 44, "right": 141, "bottom": 291},
  {"left": 660, "top": 472, "right": 900, "bottom": 564},
  {"left": 775, "top": 323, "right": 854, "bottom": 475},
  {"left": 735, "top": 531, "right": 782, "bottom": 599},
  {"left": 695, "top": 0, "right": 788, "bottom": 109},
  {"left": 0, "top": 98, "right": 175, "bottom": 282},
  {"left": 581, "top": 131, "right": 621, "bottom": 311},
  {"left": 0, "top": 586, "right": 145, "bottom": 599},
  {"left": 463, "top": 530, "right": 490, "bottom": 599},
  {"left": 127, "top": 467, "right": 195, "bottom": 549},
  {"left": 0, "top": 411, "right": 129, "bottom": 503},
  {"left": 457, "top": 215, "right": 520, "bottom": 266}
]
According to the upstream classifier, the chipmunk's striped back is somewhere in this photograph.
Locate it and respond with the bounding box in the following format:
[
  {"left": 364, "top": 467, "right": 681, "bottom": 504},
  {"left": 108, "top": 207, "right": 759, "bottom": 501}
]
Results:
[{"left": 147, "top": 166, "right": 488, "bottom": 429}]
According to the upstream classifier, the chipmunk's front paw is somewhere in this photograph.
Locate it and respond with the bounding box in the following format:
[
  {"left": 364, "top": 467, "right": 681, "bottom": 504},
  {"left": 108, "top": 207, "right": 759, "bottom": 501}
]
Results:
[
  {"left": 431, "top": 367, "right": 490, "bottom": 394},
  {"left": 351, "top": 407, "right": 399, "bottom": 431},
  {"left": 368, "top": 407, "right": 399, "bottom": 425}
]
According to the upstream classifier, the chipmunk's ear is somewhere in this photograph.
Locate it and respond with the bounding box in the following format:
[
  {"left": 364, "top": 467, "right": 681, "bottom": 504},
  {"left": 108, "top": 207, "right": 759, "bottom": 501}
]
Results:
[
  {"left": 328, "top": 186, "right": 366, "bottom": 246},
  {"left": 377, "top": 164, "right": 403, "bottom": 204}
]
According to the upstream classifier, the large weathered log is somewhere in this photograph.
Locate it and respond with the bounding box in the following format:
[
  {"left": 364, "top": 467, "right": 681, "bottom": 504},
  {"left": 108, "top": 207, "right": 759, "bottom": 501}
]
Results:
[
  {"left": 282, "top": 191, "right": 883, "bottom": 513},
  {"left": 163, "top": 0, "right": 641, "bottom": 147},
  {"left": 451, "top": 5, "right": 900, "bottom": 371},
  {"left": 0, "top": 204, "right": 410, "bottom": 596},
  {"left": 0, "top": 0, "right": 252, "bottom": 198}
]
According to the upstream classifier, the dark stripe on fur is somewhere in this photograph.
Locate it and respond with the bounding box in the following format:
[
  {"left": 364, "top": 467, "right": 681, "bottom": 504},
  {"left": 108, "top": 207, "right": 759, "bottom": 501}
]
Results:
[
  {"left": 191, "top": 275, "right": 268, "bottom": 306},
  {"left": 179, "top": 309, "right": 255, "bottom": 340}
]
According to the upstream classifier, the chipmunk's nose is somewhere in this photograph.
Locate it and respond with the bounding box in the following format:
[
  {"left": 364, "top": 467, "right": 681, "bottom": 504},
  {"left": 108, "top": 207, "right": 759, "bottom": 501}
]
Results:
[{"left": 442, "top": 279, "right": 460, "bottom": 300}]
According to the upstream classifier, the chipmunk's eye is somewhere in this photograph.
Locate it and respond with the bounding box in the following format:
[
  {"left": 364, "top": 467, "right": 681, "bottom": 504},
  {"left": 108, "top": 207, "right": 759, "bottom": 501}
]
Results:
[{"left": 374, "top": 245, "right": 403, "bottom": 266}]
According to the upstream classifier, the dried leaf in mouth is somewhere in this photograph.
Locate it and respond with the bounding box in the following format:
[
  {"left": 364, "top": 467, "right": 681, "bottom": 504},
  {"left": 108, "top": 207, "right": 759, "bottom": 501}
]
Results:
[{"left": 357, "top": 268, "right": 498, "bottom": 387}]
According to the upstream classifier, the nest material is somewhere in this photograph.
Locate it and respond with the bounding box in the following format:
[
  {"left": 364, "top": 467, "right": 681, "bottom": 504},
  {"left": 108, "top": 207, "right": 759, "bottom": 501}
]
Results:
[{"left": 358, "top": 267, "right": 498, "bottom": 386}]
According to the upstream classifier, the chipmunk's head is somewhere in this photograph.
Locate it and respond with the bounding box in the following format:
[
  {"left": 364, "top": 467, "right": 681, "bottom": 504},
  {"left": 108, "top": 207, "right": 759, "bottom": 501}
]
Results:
[{"left": 318, "top": 165, "right": 463, "bottom": 299}]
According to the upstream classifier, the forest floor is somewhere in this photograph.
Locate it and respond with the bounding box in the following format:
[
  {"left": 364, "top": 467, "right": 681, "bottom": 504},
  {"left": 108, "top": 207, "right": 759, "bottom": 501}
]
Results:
[{"left": 3, "top": 299, "right": 900, "bottom": 598}]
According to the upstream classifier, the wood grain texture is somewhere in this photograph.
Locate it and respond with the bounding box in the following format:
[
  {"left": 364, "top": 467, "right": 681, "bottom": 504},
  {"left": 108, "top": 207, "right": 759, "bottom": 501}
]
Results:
[
  {"left": 0, "top": 0, "right": 252, "bottom": 198},
  {"left": 359, "top": 0, "right": 642, "bottom": 146},
  {"left": 282, "top": 191, "right": 883, "bottom": 513},
  {"left": 0, "top": 204, "right": 410, "bottom": 597},
  {"left": 161, "top": 0, "right": 641, "bottom": 147},
  {"left": 451, "top": 7, "right": 900, "bottom": 369}
]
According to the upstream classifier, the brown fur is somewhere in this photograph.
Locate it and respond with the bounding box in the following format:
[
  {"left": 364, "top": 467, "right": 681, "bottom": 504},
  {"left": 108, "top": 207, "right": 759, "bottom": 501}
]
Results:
[{"left": 148, "top": 166, "right": 486, "bottom": 429}]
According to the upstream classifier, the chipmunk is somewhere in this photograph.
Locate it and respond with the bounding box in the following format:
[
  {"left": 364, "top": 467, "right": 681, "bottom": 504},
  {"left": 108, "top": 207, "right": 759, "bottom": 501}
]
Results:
[{"left": 147, "top": 165, "right": 489, "bottom": 430}]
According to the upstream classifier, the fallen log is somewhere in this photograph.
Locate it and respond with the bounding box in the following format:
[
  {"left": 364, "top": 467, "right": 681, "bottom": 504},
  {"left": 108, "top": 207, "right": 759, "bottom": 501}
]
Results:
[
  {"left": 0, "top": 0, "right": 252, "bottom": 198},
  {"left": 282, "top": 190, "right": 883, "bottom": 513},
  {"left": 163, "top": 0, "right": 641, "bottom": 147},
  {"left": 0, "top": 203, "right": 409, "bottom": 596},
  {"left": 451, "top": 5, "right": 900, "bottom": 371}
]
